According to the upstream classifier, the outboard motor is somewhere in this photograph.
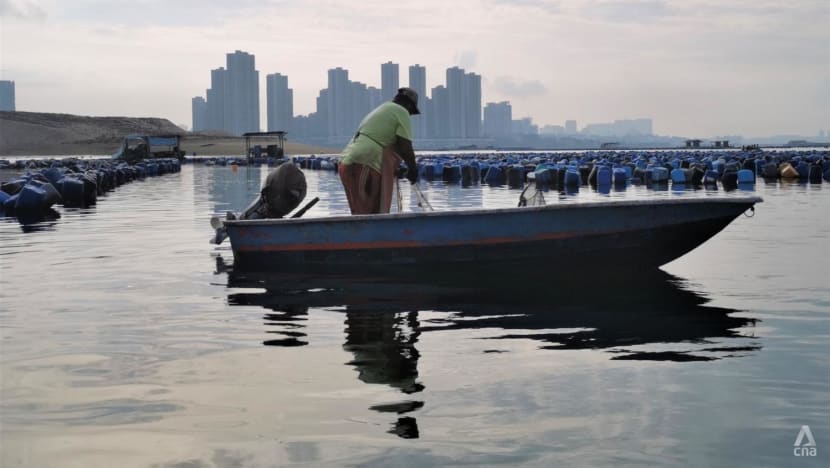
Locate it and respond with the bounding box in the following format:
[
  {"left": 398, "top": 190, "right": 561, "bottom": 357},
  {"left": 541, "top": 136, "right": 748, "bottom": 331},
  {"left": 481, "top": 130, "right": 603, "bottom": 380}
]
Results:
[
  {"left": 240, "top": 163, "right": 307, "bottom": 220},
  {"left": 210, "top": 163, "right": 308, "bottom": 245}
]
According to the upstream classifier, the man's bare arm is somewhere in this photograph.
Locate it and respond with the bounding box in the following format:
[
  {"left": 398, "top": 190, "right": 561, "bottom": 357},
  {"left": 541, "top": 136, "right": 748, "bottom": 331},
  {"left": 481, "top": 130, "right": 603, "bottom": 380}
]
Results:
[{"left": 395, "top": 136, "right": 418, "bottom": 175}]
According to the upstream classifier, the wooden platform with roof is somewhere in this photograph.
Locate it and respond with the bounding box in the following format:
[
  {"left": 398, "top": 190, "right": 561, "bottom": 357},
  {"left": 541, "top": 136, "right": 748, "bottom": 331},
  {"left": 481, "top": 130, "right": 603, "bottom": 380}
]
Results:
[
  {"left": 113, "top": 134, "right": 184, "bottom": 162},
  {"left": 244, "top": 131, "right": 287, "bottom": 162}
]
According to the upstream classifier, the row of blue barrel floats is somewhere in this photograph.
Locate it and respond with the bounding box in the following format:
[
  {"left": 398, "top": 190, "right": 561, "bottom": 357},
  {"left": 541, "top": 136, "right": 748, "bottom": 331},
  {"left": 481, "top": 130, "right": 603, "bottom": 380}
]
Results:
[
  {"left": 0, "top": 158, "right": 181, "bottom": 224},
  {"left": 184, "top": 156, "right": 291, "bottom": 167},
  {"left": 292, "top": 150, "right": 830, "bottom": 190}
]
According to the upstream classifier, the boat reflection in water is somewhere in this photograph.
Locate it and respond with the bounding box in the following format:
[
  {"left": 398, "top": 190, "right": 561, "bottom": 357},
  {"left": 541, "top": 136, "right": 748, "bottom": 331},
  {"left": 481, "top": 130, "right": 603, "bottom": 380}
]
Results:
[{"left": 222, "top": 257, "right": 760, "bottom": 439}]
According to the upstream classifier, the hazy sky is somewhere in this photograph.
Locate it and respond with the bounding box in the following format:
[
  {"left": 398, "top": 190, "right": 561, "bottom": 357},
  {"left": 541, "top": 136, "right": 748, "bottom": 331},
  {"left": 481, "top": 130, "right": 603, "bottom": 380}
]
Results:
[{"left": 2, "top": 0, "right": 828, "bottom": 138}]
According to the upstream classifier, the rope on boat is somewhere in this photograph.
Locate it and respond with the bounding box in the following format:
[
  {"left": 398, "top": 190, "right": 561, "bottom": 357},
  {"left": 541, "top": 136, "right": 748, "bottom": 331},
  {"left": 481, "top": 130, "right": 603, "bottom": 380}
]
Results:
[
  {"left": 395, "top": 178, "right": 403, "bottom": 213},
  {"left": 412, "top": 184, "right": 434, "bottom": 211},
  {"left": 518, "top": 182, "right": 546, "bottom": 207}
]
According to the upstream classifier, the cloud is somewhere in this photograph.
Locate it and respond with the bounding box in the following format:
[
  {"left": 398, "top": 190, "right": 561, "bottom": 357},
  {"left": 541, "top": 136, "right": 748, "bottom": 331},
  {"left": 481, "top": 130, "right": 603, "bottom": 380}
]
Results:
[
  {"left": 38, "top": 0, "right": 271, "bottom": 27},
  {"left": 492, "top": 76, "right": 547, "bottom": 97},
  {"left": 489, "top": 0, "right": 561, "bottom": 14},
  {"left": 581, "top": 0, "right": 673, "bottom": 23},
  {"left": 0, "top": 0, "right": 46, "bottom": 19}
]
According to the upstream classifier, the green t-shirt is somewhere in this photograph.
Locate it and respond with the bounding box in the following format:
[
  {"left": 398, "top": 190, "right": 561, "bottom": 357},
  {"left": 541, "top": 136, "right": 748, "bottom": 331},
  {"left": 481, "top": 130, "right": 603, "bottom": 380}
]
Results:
[{"left": 340, "top": 101, "right": 413, "bottom": 172}]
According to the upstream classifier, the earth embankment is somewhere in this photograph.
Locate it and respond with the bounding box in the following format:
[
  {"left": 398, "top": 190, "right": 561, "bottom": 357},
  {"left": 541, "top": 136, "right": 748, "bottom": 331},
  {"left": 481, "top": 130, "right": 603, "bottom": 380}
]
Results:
[{"left": 0, "top": 111, "right": 337, "bottom": 156}]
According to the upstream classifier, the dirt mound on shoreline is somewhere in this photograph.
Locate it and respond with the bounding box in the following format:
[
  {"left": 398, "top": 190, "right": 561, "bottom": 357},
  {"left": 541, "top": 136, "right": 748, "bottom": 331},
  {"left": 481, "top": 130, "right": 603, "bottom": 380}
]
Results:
[
  {"left": 0, "top": 111, "right": 184, "bottom": 156},
  {"left": 0, "top": 111, "right": 337, "bottom": 156}
]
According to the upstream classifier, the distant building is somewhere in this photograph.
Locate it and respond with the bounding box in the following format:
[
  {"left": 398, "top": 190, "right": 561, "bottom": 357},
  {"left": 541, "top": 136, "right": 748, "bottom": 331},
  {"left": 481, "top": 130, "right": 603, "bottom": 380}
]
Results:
[
  {"left": 191, "top": 96, "right": 207, "bottom": 131},
  {"left": 327, "top": 67, "right": 352, "bottom": 138},
  {"left": 464, "top": 72, "right": 482, "bottom": 138},
  {"left": 198, "top": 50, "right": 260, "bottom": 135},
  {"left": 512, "top": 117, "right": 538, "bottom": 136},
  {"left": 429, "top": 85, "right": 449, "bottom": 139},
  {"left": 409, "top": 64, "right": 427, "bottom": 139},
  {"left": 446, "top": 67, "right": 465, "bottom": 138},
  {"left": 581, "top": 122, "right": 616, "bottom": 136},
  {"left": 483, "top": 102, "right": 512, "bottom": 138},
  {"left": 266, "top": 73, "right": 293, "bottom": 133},
  {"left": 206, "top": 67, "right": 227, "bottom": 132},
  {"left": 315, "top": 88, "right": 329, "bottom": 138},
  {"left": 381, "top": 61, "right": 399, "bottom": 102},
  {"left": 367, "top": 86, "right": 383, "bottom": 110},
  {"left": 582, "top": 118, "right": 653, "bottom": 137},
  {"left": 0, "top": 80, "right": 16, "bottom": 111},
  {"left": 540, "top": 125, "right": 565, "bottom": 136},
  {"left": 615, "top": 118, "right": 652, "bottom": 136},
  {"left": 349, "top": 81, "right": 371, "bottom": 132},
  {"left": 564, "top": 120, "right": 577, "bottom": 134},
  {"left": 445, "top": 66, "right": 481, "bottom": 139},
  {"left": 225, "top": 50, "right": 260, "bottom": 135}
]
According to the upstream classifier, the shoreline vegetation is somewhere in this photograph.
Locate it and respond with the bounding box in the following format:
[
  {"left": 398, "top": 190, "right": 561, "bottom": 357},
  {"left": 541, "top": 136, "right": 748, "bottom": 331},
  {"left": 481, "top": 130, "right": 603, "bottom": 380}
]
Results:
[{"left": 0, "top": 111, "right": 338, "bottom": 157}]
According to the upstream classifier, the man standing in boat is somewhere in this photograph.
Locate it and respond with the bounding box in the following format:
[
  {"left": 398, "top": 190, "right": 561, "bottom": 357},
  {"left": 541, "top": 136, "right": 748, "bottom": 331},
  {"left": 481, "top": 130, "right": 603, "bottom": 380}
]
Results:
[{"left": 339, "top": 87, "right": 420, "bottom": 214}]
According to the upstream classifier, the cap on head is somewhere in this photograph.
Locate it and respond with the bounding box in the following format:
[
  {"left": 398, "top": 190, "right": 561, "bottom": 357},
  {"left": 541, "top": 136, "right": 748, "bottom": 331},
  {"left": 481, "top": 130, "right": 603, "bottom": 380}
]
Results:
[{"left": 396, "top": 87, "right": 421, "bottom": 115}]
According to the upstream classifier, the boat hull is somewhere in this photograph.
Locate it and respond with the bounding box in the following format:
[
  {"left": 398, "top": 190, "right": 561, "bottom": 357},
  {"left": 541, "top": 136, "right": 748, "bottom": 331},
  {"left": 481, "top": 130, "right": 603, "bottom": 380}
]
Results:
[{"left": 224, "top": 197, "right": 761, "bottom": 273}]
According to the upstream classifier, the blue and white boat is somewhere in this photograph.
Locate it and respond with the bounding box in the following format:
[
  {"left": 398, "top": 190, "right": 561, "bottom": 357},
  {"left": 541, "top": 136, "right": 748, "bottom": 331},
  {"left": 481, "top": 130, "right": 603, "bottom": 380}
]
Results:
[{"left": 221, "top": 196, "right": 762, "bottom": 273}]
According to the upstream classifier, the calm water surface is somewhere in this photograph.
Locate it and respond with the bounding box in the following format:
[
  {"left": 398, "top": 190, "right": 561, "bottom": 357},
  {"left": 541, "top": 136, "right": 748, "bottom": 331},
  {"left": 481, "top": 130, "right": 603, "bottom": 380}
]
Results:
[{"left": 1, "top": 162, "right": 828, "bottom": 467}]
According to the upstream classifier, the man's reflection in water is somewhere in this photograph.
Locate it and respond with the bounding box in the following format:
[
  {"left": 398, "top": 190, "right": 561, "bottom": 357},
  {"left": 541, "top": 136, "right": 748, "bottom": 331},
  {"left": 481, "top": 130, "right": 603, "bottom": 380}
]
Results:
[{"left": 343, "top": 310, "right": 424, "bottom": 439}]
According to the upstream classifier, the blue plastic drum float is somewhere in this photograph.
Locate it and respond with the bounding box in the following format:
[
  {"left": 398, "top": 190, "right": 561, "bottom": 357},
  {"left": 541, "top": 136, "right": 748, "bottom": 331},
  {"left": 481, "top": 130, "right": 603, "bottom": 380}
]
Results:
[
  {"left": 0, "top": 157, "right": 181, "bottom": 223},
  {"left": 291, "top": 150, "right": 829, "bottom": 193}
]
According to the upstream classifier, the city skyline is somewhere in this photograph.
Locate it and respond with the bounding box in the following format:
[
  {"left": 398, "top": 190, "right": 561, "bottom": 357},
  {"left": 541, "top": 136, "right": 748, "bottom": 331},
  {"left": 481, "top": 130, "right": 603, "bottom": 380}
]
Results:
[
  {"left": 1, "top": 1, "right": 828, "bottom": 138},
  {"left": 188, "top": 53, "right": 674, "bottom": 149},
  {"left": 187, "top": 55, "right": 674, "bottom": 150},
  {"left": 190, "top": 53, "right": 658, "bottom": 148},
  {"left": 194, "top": 58, "right": 495, "bottom": 146}
]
